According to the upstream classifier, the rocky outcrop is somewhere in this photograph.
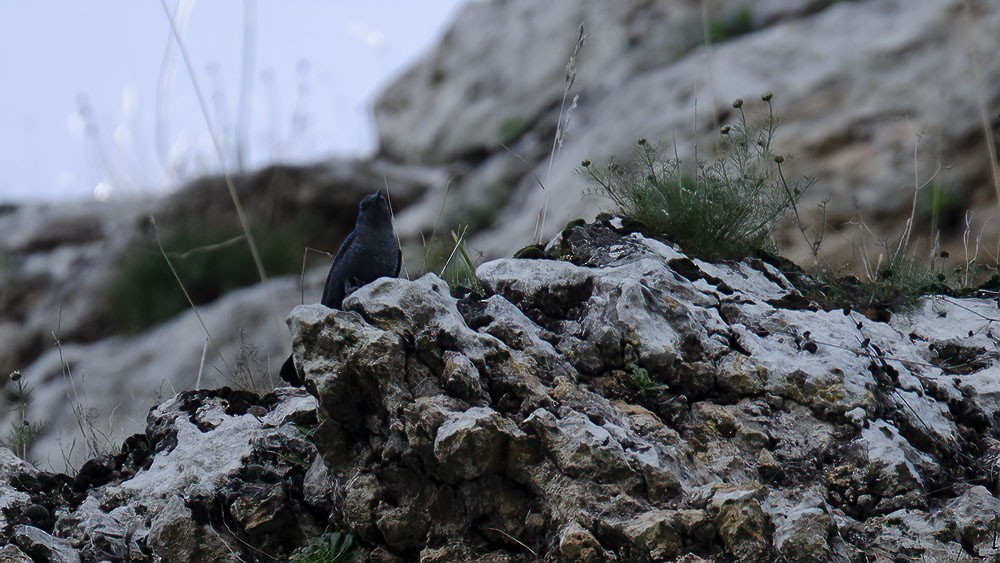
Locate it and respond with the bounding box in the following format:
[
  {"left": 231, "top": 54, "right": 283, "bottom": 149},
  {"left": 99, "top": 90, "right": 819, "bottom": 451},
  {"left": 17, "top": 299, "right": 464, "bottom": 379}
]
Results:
[
  {"left": 6, "top": 218, "right": 995, "bottom": 560},
  {"left": 379, "top": 0, "right": 1000, "bottom": 266},
  {"left": 285, "top": 218, "right": 1000, "bottom": 560},
  {"left": 8, "top": 0, "right": 1000, "bottom": 486},
  {"left": 0, "top": 158, "right": 441, "bottom": 472},
  {"left": 0, "top": 387, "right": 323, "bottom": 561}
]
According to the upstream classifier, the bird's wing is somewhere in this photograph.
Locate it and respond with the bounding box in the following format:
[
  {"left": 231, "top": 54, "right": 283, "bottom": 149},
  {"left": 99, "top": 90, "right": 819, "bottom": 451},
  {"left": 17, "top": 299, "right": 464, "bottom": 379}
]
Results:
[
  {"left": 321, "top": 230, "right": 356, "bottom": 308},
  {"left": 392, "top": 244, "right": 402, "bottom": 277}
]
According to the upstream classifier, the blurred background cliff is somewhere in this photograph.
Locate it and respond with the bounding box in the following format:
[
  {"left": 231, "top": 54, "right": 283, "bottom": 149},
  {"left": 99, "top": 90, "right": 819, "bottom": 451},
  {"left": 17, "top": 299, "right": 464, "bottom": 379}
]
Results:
[{"left": 1, "top": 0, "right": 998, "bottom": 471}]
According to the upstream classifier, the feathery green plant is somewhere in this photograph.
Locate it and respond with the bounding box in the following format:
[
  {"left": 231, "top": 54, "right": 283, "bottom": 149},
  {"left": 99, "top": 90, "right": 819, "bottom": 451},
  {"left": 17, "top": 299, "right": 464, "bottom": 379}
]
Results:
[
  {"left": 4, "top": 370, "right": 45, "bottom": 461},
  {"left": 585, "top": 94, "right": 814, "bottom": 260}
]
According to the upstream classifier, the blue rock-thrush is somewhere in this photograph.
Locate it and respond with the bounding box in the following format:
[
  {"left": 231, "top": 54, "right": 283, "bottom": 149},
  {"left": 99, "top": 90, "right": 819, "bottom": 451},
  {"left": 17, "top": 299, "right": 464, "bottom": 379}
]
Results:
[{"left": 280, "top": 191, "right": 401, "bottom": 385}]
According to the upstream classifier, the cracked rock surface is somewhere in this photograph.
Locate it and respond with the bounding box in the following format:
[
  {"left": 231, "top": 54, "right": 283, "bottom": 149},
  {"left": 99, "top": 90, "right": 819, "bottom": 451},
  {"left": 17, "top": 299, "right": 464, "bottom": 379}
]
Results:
[
  {"left": 1, "top": 387, "right": 324, "bottom": 561},
  {"left": 3, "top": 218, "right": 1000, "bottom": 560},
  {"left": 287, "top": 218, "right": 1000, "bottom": 561}
]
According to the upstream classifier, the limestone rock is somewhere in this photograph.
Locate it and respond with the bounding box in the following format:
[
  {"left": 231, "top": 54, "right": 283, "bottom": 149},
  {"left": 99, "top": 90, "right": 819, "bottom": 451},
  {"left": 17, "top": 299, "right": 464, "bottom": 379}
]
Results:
[
  {"left": 0, "top": 544, "right": 32, "bottom": 563},
  {"left": 622, "top": 510, "right": 683, "bottom": 561},
  {"left": 434, "top": 406, "right": 513, "bottom": 480},
  {"left": 10, "top": 525, "right": 80, "bottom": 563},
  {"left": 147, "top": 496, "right": 234, "bottom": 562},
  {"left": 0, "top": 388, "right": 322, "bottom": 561},
  {"left": 773, "top": 504, "right": 832, "bottom": 562},
  {"left": 2, "top": 218, "right": 1000, "bottom": 560},
  {"left": 558, "top": 522, "right": 606, "bottom": 562}
]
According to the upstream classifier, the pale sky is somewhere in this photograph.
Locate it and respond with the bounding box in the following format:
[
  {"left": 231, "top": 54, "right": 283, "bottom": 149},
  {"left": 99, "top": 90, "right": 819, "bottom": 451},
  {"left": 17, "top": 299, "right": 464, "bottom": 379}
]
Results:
[{"left": 0, "top": 0, "right": 466, "bottom": 203}]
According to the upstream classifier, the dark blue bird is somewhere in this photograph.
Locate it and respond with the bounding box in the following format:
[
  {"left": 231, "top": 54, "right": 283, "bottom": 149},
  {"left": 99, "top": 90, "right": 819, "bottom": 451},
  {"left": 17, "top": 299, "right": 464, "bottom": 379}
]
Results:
[{"left": 280, "top": 191, "right": 401, "bottom": 385}]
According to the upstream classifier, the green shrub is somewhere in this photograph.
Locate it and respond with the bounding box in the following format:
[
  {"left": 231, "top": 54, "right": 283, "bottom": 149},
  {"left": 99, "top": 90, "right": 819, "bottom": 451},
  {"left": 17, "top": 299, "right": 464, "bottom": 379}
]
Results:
[
  {"left": 585, "top": 96, "right": 813, "bottom": 260},
  {"left": 105, "top": 220, "right": 305, "bottom": 333}
]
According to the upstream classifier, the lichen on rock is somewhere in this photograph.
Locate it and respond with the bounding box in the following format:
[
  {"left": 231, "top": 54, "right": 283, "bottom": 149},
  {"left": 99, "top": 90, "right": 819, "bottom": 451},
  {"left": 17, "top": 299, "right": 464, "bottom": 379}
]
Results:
[{"left": 2, "top": 218, "right": 1000, "bottom": 560}]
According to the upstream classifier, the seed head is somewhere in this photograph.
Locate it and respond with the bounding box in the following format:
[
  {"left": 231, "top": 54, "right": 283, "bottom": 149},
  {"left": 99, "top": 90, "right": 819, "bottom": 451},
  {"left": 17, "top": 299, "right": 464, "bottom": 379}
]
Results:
[
  {"left": 720, "top": 125, "right": 731, "bottom": 135},
  {"left": 637, "top": 138, "right": 647, "bottom": 145},
  {"left": 761, "top": 91, "right": 773, "bottom": 102},
  {"left": 9, "top": 370, "right": 21, "bottom": 382},
  {"left": 774, "top": 155, "right": 785, "bottom": 164},
  {"left": 732, "top": 98, "right": 744, "bottom": 109},
  {"left": 581, "top": 159, "right": 592, "bottom": 168}
]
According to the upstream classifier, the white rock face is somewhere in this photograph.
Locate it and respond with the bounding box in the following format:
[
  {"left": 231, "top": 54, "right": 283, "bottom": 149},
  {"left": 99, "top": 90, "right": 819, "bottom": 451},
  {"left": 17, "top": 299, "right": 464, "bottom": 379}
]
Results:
[
  {"left": 0, "top": 449, "right": 35, "bottom": 531},
  {"left": 376, "top": 0, "right": 1000, "bottom": 265},
  {"left": 282, "top": 217, "right": 1000, "bottom": 560},
  {"left": 0, "top": 388, "right": 321, "bottom": 561},
  {"left": 2, "top": 218, "right": 1000, "bottom": 560}
]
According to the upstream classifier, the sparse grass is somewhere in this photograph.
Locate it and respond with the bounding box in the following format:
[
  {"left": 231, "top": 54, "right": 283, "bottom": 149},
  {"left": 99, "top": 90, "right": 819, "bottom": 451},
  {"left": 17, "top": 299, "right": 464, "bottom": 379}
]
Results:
[
  {"left": 290, "top": 532, "right": 354, "bottom": 563},
  {"left": 230, "top": 330, "right": 273, "bottom": 392},
  {"left": 104, "top": 219, "right": 305, "bottom": 333},
  {"left": 808, "top": 232, "right": 994, "bottom": 316},
  {"left": 809, "top": 249, "right": 943, "bottom": 314},
  {"left": 425, "top": 227, "right": 484, "bottom": 294},
  {"left": 803, "top": 121, "right": 993, "bottom": 314},
  {"left": 585, "top": 95, "right": 814, "bottom": 260},
  {"left": 582, "top": 92, "right": 994, "bottom": 313},
  {"left": 535, "top": 23, "right": 586, "bottom": 244},
  {"left": 52, "top": 330, "right": 118, "bottom": 468}
]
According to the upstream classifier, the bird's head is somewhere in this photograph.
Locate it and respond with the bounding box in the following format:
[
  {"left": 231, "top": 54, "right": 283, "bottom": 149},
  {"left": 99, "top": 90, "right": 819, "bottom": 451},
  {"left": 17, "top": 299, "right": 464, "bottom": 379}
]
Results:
[{"left": 357, "top": 190, "right": 393, "bottom": 227}]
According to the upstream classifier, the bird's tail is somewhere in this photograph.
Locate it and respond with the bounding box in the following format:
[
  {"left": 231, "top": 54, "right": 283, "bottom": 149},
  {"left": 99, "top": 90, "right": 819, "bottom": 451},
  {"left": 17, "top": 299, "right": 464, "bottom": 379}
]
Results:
[{"left": 279, "top": 354, "right": 302, "bottom": 386}]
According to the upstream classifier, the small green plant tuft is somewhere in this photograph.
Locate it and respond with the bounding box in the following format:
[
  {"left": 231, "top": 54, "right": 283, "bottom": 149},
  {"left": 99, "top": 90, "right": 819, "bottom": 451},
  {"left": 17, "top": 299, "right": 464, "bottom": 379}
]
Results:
[
  {"left": 497, "top": 116, "right": 532, "bottom": 145},
  {"left": 291, "top": 532, "right": 355, "bottom": 563},
  {"left": 425, "top": 226, "right": 484, "bottom": 294},
  {"left": 585, "top": 97, "right": 814, "bottom": 260},
  {"left": 706, "top": 8, "right": 755, "bottom": 43},
  {"left": 629, "top": 365, "right": 667, "bottom": 395}
]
